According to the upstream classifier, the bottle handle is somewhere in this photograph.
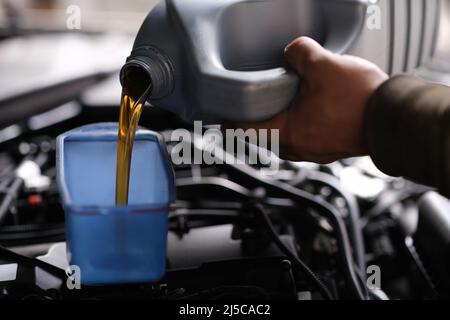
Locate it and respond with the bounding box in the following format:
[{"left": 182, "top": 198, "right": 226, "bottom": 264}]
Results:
[{"left": 179, "top": 0, "right": 369, "bottom": 122}]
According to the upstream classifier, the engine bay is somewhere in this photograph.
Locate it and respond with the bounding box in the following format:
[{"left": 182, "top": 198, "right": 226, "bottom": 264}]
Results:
[
  {"left": 0, "top": 104, "right": 448, "bottom": 300},
  {"left": 0, "top": 0, "right": 449, "bottom": 303}
]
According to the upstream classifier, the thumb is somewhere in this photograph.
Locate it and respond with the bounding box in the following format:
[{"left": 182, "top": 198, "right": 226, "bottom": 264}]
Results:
[{"left": 284, "top": 37, "right": 330, "bottom": 77}]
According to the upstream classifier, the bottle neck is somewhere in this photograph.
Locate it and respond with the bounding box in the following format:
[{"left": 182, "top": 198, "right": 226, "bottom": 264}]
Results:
[{"left": 120, "top": 46, "right": 174, "bottom": 100}]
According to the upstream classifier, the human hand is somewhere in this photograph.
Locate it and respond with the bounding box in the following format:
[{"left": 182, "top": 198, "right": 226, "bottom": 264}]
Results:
[{"left": 229, "top": 37, "right": 388, "bottom": 164}]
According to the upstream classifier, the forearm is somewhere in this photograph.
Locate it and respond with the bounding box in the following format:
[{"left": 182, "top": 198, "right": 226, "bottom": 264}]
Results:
[{"left": 365, "top": 75, "right": 450, "bottom": 197}]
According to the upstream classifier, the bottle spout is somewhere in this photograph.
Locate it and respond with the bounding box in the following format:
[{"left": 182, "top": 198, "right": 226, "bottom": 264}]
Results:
[
  {"left": 120, "top": 62, "right": 152, "bottom": 101},
  {"left": 120, "top": 47, "right": 175, "bottom": 101}
]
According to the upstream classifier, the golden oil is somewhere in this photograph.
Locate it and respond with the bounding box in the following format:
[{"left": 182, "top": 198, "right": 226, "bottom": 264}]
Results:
[{"left": 115, "top": 85, "right": 152, "bottom": 205}]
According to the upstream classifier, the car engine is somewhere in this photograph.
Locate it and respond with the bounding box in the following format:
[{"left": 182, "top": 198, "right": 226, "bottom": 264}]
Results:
[
  {"left": 0, "top": 0, "right": 449, "bottom": 302},
  {"left": 0, "top": 102, "right": 448, "bottom": 301}
]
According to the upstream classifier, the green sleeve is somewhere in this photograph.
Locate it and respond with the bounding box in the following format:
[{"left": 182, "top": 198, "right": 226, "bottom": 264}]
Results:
[{"left": 365, "top": 75, "right": 450, "bottom": 197}]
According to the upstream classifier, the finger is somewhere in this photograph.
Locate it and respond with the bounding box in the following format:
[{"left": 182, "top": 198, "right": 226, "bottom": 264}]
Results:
[
  {"left": 223, "top": 110, "right": 288, "bottom": 132},
  {"left": 222, "top": 111, "right": 290, "bottom": 152},
  {"left": 284, "top": 37, "right": 330, "bottom": 76},
  {"left": 279, "top": 141, "right": 353, "bottom": 163},
  {"left": 280, "top": 151, "right": 347, "bottom": 165}
]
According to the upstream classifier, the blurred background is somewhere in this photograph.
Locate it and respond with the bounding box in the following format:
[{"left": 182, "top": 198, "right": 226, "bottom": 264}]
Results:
[
  {"left": 0, "top": 0, "right": 157, "bottom": 34},
  {"left": 0, "top": 0, "right": 181, "bottom": 143},
  {"left": 432, "top": 0, "right": 450, "bottom": 75}
]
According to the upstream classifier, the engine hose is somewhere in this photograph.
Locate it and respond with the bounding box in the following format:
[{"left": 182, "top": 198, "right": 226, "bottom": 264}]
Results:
[
  {"left": 187, "top": 136, "right": 366, "bottom": 299},
  {"left": 253, "top": 203, "right": 334, "bottom": 300},
  {"left": 222, "top": 164, "right": 366, "bottom": 299},
  {"left": 270, "top": 184, "right": 366, "bottom": 299},
  {"left": 305, "top": 171, "right": 367, "bottom": 284}
]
